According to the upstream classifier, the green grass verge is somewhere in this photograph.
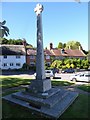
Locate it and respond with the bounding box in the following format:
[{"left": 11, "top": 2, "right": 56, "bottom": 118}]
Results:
[
  {"left": 60, "top": 94, "right": 90, "bottom": 119},
  {"left": 0, "top": 76, "right": 74, "bottom": 89},
  {"left": 2, "top": 92, "right": 90, "bottom": 119},
  {"left": 52, "top": 80, "right": 74, "bottom": 86},
  {"left": 77, "top": 84, "right": 90, "bottom": 92},
  {"left": 0, "top": 77, "right": 31, "bottom": 89}
]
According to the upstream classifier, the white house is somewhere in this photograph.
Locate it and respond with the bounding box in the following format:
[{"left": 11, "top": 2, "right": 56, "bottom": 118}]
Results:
[{"left": 0, "top": 45, "right": 26, "bottom": 70}]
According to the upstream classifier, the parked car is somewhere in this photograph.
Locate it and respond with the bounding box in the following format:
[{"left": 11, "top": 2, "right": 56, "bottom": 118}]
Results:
[
  {"left": 62, "top": 68, "right": 75, "bottom": 73},
  {"left": 34, "top": 70, "right": 54, "bottom": 78},
  {"left": 45, "top": 70, "right": 54, "bottom": 78},
  {"left": 70, "top": 72, "right": 90, "bottom": 82}
]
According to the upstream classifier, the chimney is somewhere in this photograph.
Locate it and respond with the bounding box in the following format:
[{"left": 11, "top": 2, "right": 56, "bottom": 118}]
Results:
[
  {"left": 79, "top": 46, "right": 81, "bottom": 50},
  {"left": 68, "top": 46, "right": 71, "bottom": 49},
  {"left": 50, "top": 43, "right": 53, "bottom": 50},
  {"left": 22, "top": 39, "right": 26, "bottom": 47}
]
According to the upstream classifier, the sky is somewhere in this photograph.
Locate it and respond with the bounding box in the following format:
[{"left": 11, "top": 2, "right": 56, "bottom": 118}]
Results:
[{"left": 1, "top": 1, "right": 89, "bottom": 50}]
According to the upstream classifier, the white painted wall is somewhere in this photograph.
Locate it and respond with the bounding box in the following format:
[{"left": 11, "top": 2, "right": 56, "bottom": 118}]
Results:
[{"left": 0, "top": 55, "right": 26, "bottom": 70}]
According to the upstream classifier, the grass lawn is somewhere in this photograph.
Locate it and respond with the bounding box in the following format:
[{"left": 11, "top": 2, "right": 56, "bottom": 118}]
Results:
[
  {"left": 0, "top": 76, "right": 74, "bottom": 89},
  {"left": 52, "top": 80, "right": 74, "bottom": 86},
  {"left": 77, "top": 84, "right": 90, "bottom": 92},
  {"left": 60, "top": 94, "right": 90, "bottom": 119},
  {"left": 0, "top": 76, "right": 31, "bottom": 89}
]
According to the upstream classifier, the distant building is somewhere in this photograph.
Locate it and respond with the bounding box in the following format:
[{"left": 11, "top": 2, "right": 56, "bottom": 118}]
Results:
[
  {"left": 50, "top": 48, "right": 86, "bottom": 60},
  {"left": 0, "top": 43, "right": 86, "bottom": 69},
  {"left": 26, "top": 43, "right": 86, "bottom": 66},
  {"left": 26, "top": 48, "right": 53, "bottom": 66},
  {"left": 0, "top": 45, "right": 26, "bottom": 70}
]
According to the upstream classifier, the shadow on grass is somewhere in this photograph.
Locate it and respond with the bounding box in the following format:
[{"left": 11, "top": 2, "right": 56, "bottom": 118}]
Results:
[
  {"left": 1, "top": 77, "right": 31, "bottom": 89},
  {"left": 2, "top": 99, "right": 49, "bottom": 120},
  {"left": 52, "top": 80, "right": 74, "bottom": 86},
  {"left": 1, "top": 77, "right": 75, "bottom": 90},
  {"left": 60, "top": 94, "right": 90, "bottom": 119},
  {"left": 77, "top": 84, "right": 90, "bottom": 92}
]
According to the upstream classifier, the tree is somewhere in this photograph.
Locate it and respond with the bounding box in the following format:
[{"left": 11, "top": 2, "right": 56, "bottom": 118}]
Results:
[
  {"left": 58, "top": 42, "right": 63, "bottom": 49},
  {"left": 58, "top": 42, "right": 66, "bottom": 49},
  {"left": 65, "top": 41, "right": 82, "bottom": 50},
  {"left": 63, "top": 43, "right": 66, "bottom": 48},
  {"left": 0, "top": 20, "right": 9, "bottom": 37},
  {"left": 81, "top": 59, "right": 89, "bottom": 69},
  {"left": 0, "top": 38, "right": 8, "bottom": 44}
]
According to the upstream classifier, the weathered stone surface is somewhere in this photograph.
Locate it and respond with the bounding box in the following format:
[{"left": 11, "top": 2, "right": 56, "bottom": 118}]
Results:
[
  {"left": 28, "top": 3, "right": 52, "bottom": 93},
  {"left": 27, "top": 79, "right": 51, "bottom": 93},
  {"left": 3, "top": 88, "right": 78, "bottom": 119},
  {"left": 35, "top": 4, "right": 46, "bottom": 81}
]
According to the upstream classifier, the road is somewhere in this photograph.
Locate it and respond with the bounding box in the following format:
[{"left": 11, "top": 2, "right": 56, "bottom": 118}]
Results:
[
  {"left": 54, "top": 72, "right": 89, "bottom": 85},
  {"left": 1, "top": 70, "right": 89, "bottom": 85},
  {"left": 1, "top": 70, "right": 35, "bottom": 75},
  {"left": 57, "top": 73, "right": 72, "bottom": 81}
]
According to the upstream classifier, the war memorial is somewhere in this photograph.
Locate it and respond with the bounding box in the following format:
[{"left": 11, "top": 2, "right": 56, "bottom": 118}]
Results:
[{"left": 3, "top": 4, "right": 78, "bottom": 119}]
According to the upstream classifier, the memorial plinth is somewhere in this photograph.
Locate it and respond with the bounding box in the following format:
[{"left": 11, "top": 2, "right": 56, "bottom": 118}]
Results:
[{"left": 3, "top": 3, "right": 78, "bottom": 119}]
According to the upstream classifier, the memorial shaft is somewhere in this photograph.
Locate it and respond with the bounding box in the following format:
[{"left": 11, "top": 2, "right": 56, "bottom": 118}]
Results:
[{"left": 35, "top": 5, "right": 46, "bottom": 80}]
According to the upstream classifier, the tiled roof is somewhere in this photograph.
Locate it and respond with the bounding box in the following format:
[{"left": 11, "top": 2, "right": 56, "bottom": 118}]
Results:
[
  {"left": 26, "top": 48, "right": 86, "bottom": 57},
  {"left": 50, "top": 49, "right": 67, "bottom": 56},
  {"left": 0, "top": 45, "right": 26, "bottom": 55},
  {"left": 44, "top": 49, "right": 53, "bottom": 56},
  {"left": 65, "top": 49, "right": 86, "bottom": 57},
  {"left": 50, "top": 49, "right": 86, "bottom": 57},
  {"left": 27, "top": 49, "right": 36, "bottom": 55},
  {"left": 27, "top": 49, "right": 53, "bottom": 56}
]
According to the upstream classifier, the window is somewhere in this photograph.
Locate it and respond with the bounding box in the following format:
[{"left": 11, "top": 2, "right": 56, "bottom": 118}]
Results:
[
  {"left": 46, "top": 55, "right": 50, "bottom": 59},
  {"left": 16, "top": 63, "right": 20, "bottom": 66},
  {"left": 61, "top": 49, "right": 65, "bottom": 54},
  {"left": 4, "top": 55, "right": 7, "bottom": 59},
  {"left": 46, "top": 62, "right": 50, "bottom": 66},
  {"left": 3, "top": 63, "right": 7, "bottom": 66},
  {"left": 55, "top": 56, "right": 59, "bottom": 59},
  {"left": 10, "top": 63, "right": 13, "bottom": 66},
  {"left": 80, "top": 74, "right": 84, "bottom": 77},
  {"left": 85, "top": 74, "right": 90, "bottom": 77},
  {"left": 30, "top": 55, "right": 35, "bottom": 59},
  {"left": 30, "top": 62, "right": 35, "bottom": 66},
  {"left": 16, "top": 55, "right": 20, "bottom": 58}
]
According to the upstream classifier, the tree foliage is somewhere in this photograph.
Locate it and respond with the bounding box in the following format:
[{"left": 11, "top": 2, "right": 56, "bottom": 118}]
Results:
[
  {"left": 0, "top": 20, "right": 9, "bottom": 37},
  {"left": 58, "top": 42, "right": 63, "bottom": 49},
  {"left": 58, "top": 42, "right": 66, "bottom": 49},
  {"left": 51, "top": 58, "right": 90, "bottom": 70},
  {"left": 65, "top": 41, "right": 82, "bottom": 49},
  {"left": 0, "top": 38, "right": 33, "bottom": 47}
]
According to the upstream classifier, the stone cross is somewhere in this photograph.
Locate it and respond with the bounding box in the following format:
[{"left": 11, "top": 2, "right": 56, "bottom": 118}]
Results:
[
  {"left": 34, "top": 3, "right": 43, "bottom": 16},
  {"left": 34, "top": 3, "right": 46, "bottom": 80}
]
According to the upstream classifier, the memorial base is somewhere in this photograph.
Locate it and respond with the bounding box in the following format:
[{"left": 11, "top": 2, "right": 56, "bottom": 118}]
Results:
[
  {"left": 27, "top": 79, "right": 51, "bottom": 93},
  {"left": 3, "top": 86, "right": 78, "bottom": 119}
]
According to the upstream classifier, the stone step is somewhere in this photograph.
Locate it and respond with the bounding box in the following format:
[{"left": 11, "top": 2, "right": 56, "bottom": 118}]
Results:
[
  {"left": 3, "top": 91, "right": 78, "bottom": 119},
  {"left": 41, "top": 91, "right": 78, "bottom": 118},
  {"left": 26, "top": 87, "right": 61, "bottom": 99},
  {"left": 11, "top": 88, "right": 69, "bottom": 108}
]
